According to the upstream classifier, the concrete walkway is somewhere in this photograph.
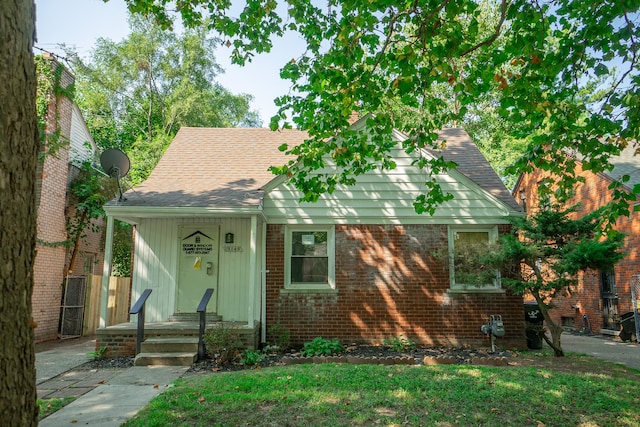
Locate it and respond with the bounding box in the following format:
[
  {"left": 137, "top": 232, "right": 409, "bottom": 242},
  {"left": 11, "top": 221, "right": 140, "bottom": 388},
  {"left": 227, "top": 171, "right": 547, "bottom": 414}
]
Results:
[
  {"left": 36, "top": 337, "right": 188, "bottom": 427},
  {"left": 38, "top": 366, "right": 188, "bottom": 426},
  {"left": 36, "top": 337, "right": 98, "bottom": 385},
  {"left": 561, "top": 332, "right": 640, "bottom": 371}
]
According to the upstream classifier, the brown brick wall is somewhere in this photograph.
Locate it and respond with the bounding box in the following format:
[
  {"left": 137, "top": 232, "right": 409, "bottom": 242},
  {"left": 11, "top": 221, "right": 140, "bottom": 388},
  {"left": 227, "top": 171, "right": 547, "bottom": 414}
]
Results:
[
  {"left": 516, "top": 165, "right": 640, "bottom": 333},
  {"left": 266, "top": 224, "right": 526, "bottom": 349},
  {"left": 32, "top": 56, "right": 105, "bottom": 342},
  {"left": 32, "top": 58, "right": 74, "bottom": 342}
]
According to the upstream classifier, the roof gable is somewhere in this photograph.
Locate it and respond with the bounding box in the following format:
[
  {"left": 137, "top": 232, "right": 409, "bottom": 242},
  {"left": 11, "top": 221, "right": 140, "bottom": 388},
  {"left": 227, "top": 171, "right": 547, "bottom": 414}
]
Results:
[{"left": 264, "top": 127, "right": 520, "bottom": 222}]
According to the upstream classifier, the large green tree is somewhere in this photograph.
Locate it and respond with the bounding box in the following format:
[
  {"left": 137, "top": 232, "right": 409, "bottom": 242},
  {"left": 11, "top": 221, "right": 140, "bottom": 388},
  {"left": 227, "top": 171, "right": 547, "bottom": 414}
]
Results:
[
  {"left": 68, "top": 15, "right": 261, "bottom": 185},
  {"left": 123, "top": 0, "right": 639, "bottom": 220},
  {"left": 66, "top": 17, "right": 264, "bottom": 277}
]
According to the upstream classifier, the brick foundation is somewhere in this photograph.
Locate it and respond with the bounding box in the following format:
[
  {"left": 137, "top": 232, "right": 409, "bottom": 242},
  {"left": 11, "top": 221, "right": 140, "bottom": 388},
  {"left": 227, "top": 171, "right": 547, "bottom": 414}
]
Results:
[{"left": 96, "top": 322, "right": 261, "bottom": 357}]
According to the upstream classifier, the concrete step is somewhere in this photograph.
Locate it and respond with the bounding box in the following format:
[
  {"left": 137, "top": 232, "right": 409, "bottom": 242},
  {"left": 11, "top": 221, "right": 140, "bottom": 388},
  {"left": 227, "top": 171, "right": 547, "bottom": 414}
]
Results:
[
  {"left": 169, "top": 312, "right": 222, "bottom": 322},
  {"left": 134, "top": 352, "right": 197, "bottom": 366},
  {"left": 140, "top": 337, "right": 199, "bottom": 353}
]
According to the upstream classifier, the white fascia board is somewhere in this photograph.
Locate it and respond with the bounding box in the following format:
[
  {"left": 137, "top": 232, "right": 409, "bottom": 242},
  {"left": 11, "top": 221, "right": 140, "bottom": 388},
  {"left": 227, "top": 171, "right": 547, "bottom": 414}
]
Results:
[
  {"left": 104, "top": 205, "right": 265, "bottom": 220},
  {"left": 450, "top": 170, "right": 518, "bottom": 213},
  {"left": 262, "top": 173, "right": 289, "bottom": 193}
]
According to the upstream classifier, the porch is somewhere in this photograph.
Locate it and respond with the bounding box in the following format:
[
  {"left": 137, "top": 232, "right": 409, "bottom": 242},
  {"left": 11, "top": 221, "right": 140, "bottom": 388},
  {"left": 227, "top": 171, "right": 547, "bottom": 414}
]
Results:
[{"left": 96, "top": 320, "right": 261, "bottom": 359}]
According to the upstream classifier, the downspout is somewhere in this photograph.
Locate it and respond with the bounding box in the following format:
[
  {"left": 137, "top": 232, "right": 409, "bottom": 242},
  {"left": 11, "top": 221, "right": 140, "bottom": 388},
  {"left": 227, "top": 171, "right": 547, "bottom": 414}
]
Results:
[{"left": 100, "top": 215, "right": 115, "bottom": 328}]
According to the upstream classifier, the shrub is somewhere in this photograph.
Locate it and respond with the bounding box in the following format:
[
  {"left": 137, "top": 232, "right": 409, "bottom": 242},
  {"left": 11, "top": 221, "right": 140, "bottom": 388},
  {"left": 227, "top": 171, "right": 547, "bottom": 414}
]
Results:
[
  {"left": 302, "top": 337, "right": 344, "bottom": 357},
  {"left": 87, "top": 347, "right": 107, "bottom": 361},
  {"left": 240, "top": 349, "right": 266, "bottom": 367},
  {"left": 203, "top": 323, "right": 242, "bottom": 366},
  {"left": 267, "top": 324, "right": 291, "bottom": 353},
  {"left": 383, "top": 335, "right": 416, "bottom": 352}
]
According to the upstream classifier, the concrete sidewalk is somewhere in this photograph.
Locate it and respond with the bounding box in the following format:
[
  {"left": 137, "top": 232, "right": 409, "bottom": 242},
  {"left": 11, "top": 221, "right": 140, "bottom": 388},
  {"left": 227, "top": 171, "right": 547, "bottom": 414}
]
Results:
[
  {"left": 561, "top": 332, "right": 640, "bottom": 371},
  {"left": 36, "top": 337, "right": 188, "bottom": 426},
  {"left": 36, "top": 337, "right": 97, "bottom": 385},
  {"left": 38, "top": 365, "right": 188, "bottom": 426}
]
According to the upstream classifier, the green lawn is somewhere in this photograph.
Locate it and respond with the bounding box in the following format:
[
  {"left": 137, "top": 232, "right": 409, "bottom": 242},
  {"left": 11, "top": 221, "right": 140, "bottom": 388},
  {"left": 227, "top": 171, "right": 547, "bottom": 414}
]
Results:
[
  {"left": 124, "top": 356, "right": 640, "bottom": 427},
  {"left": 37, "top": 397, "right": 75, "bottom": 421}
]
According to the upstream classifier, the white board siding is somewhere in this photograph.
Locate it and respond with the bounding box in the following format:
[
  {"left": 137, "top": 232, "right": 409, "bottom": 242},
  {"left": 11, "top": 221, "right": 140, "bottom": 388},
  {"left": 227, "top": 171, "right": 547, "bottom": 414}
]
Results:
[
  {"left": 131, "top": 218, "right": 177, "bottom": 322},
  {"left": 131, "top": 217, "right": 256, "bottom": 322},
  {"left": 263, "top": 147, "right": 513, "bottom": 225},
  {"left": 69, "top": 105, "right": 95, "bottom": 165}
]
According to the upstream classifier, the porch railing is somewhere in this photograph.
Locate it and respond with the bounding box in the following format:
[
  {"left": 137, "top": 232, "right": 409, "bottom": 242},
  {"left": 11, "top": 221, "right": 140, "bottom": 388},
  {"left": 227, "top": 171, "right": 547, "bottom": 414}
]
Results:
[
  {"left": 197, "top": 288, "right": 214, "bottom": 360},
  {"left": 129, "top": 288, "right": 152, "bottom": 355}
]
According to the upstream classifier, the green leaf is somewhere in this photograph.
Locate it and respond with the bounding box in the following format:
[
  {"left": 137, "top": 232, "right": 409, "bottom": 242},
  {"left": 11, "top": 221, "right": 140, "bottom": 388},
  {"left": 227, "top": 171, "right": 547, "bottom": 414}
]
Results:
[{"left": 594, "top": 63, "right": 609, "bottom": 77}]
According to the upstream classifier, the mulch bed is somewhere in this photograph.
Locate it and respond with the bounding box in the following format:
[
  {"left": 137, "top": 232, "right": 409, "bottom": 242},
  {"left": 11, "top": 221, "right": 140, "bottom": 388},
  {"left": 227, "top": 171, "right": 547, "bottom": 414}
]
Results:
[
  {"left": 186, "top": 344, "right": 516, "bottom": 375},
  {"left": 83, "top": 344, "right": 520, "bottom": 374}
]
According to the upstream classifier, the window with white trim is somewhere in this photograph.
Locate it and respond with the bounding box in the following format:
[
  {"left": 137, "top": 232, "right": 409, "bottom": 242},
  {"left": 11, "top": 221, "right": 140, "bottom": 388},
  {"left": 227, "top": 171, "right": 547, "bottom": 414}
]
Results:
[
  {"left": 448, "top": 226, "right": 500, "bottom": 290},
  {"left": 285, "top": 225, "right": 335, "bottom": 289}
]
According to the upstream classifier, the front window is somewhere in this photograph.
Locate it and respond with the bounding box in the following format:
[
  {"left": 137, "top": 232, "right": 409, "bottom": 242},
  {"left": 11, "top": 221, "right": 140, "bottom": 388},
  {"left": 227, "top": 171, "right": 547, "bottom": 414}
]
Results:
[
  {"left": 448, "top": 227, "right": 500, "bottom": 290},
  {"left": 285, "top": 226, "right": 335, "bottom": 289}
]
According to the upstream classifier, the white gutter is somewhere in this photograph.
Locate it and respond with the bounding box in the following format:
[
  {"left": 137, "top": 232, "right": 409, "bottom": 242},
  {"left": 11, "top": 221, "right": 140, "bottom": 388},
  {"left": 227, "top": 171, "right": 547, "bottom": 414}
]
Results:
[{"left": 104, "top": 205, "right": 265, "bottom": 218}]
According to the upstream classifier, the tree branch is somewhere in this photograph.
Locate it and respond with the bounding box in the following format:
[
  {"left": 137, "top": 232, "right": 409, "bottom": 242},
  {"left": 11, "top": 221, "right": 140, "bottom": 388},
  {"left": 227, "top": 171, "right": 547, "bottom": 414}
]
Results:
[{"left": 459, "top": 0, "right": 510, "bottom": 57}]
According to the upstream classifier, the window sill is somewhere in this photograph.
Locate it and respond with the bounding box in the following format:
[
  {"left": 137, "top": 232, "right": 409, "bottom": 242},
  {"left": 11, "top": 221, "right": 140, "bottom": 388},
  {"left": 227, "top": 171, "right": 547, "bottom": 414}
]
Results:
[
  {"left": 281, "top": 288, "right": 338, "bottom": 295},
  {"left": 447, "top": 288, "right": 505, "bottom": 295}
]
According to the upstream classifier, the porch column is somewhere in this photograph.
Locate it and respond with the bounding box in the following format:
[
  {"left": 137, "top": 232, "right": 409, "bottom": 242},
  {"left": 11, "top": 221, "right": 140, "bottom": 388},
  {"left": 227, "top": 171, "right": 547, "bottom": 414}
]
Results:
[
  {"left": 99, "top": 215, "right": 115, "bottom": 328},
  {"left": 261, "top": 222, "right": 267, "bottom": 342},
  {"left": 247, "top": 215, "right": 258, "bottom": 328}
]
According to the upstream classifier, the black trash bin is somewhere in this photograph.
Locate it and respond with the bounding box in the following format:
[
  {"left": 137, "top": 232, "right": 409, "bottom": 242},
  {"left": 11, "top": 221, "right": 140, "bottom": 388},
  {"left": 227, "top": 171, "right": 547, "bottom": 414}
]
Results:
[
  {"left": 619, "top": 312, "right": 637, "bottom": 342},
  {"left": 524, "top": 302, "right": 544, "bottom": 349}
]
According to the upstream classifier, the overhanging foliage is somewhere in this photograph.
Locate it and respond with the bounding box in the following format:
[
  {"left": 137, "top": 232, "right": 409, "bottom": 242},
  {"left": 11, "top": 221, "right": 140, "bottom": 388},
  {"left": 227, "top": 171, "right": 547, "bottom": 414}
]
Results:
[{"left": 121, "top": 0, "right": 639, "bottom": 219}]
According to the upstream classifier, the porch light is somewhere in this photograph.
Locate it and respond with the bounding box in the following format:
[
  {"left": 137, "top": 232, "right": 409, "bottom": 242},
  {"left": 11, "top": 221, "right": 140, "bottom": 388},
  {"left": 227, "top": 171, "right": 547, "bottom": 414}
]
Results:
[{"left": 225, "top": 233, "right": 234, "bottom": 244}]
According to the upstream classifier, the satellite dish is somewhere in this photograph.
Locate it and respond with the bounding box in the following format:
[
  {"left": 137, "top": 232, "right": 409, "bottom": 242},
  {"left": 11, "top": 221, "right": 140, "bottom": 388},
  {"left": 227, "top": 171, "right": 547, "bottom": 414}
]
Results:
[
  {"left": 100, "top": 148, "right": 130, "bottom": 202},
  {"left": 100, "top": 148, "right": 130, "bottom": 177}
]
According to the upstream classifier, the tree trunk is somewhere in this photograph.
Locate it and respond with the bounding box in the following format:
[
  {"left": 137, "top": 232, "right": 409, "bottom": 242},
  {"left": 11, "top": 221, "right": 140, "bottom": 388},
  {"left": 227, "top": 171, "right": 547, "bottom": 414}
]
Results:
[
  {"left": 532, "top": 292, "right": 565, "bottom": 357},
  {"left": 65, "top": 209, "right": 89, "bottom": 277},
  {"left": 544, "top": 322, "right": 565, "bottom": 357},
  {"left": 0, "top": 1, "right": 39, "bottom": 425}
]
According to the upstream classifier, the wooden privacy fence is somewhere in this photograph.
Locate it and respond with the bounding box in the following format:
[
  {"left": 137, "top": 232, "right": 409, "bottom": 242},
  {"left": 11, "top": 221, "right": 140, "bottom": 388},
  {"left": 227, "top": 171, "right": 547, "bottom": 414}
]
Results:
[{"left": 83, "top": 274, "right": 131, "bottom": 335}]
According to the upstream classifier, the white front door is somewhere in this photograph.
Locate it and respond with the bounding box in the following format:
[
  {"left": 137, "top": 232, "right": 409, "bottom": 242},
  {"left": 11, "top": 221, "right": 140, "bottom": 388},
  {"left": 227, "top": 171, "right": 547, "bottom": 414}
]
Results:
[{"left": 177, "top": 226, "right": 219, "bottom": 313}]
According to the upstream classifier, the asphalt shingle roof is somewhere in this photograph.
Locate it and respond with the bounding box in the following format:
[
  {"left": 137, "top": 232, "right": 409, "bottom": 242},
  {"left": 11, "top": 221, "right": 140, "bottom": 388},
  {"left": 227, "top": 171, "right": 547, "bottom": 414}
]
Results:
[
  {"left": 428, "top": 128, "right": 522, "bottom": 211},
  {"left": 604, "top": 144, "right": 640, "bottom": 190},
  {"left": 114, "top": 126, "right": 519, "bottom": 212},
  {"left": 117, "top": 127, "right": 306, "bottom": 207}
]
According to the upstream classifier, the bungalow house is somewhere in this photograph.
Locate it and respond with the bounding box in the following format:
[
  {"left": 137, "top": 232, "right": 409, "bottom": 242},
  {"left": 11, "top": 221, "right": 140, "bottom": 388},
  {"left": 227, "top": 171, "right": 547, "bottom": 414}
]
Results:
[
  {"left": 34, "top": 53, "right": 105, "bottom": 342},
  {"left": 99, "top": 121, "right": 526, "bottom": 358},
  {"left": 513, "top": 145, "right": 640, "bottom": 337}
]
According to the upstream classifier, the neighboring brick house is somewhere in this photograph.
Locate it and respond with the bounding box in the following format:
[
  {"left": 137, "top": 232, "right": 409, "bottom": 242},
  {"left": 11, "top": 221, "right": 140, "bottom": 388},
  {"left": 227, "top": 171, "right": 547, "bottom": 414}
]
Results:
[
  {"left": 33, "top": 54, "right": 104, "bottom": 342},
  {"left": 103, "top": 123, "right": 526, "bottom": 350},
  {"left": 513, "top": 146, "right": 640, "bottom": 336}
]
